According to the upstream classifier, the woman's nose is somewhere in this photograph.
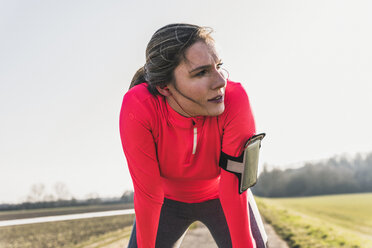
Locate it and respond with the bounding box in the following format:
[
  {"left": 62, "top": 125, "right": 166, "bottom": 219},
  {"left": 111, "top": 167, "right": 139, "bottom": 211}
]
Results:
[{"left": 212, "top": 69, "right": 227, "bottom": 90}]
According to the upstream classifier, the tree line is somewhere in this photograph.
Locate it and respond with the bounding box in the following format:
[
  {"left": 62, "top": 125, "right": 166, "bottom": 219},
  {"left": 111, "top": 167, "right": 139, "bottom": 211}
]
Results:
[
  {"left": 0, "top": 190, "right": 134, "bottom": 211},
  {"left": 252, "top": 152, "right": 372, "bottom": 197}
]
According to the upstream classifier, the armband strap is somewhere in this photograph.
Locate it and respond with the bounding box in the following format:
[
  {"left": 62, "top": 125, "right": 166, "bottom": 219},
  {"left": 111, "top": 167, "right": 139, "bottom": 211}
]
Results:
[{"left": 219, "top": 133, "right": 265, "bottom": 194}]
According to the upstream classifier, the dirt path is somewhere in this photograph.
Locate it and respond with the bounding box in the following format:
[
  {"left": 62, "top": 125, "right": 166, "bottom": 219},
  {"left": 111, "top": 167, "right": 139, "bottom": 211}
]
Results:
[
  {"left": 180, "top": 222, "right": 217, "bottom": 248},
  {"left": 181, "top": 221, "right": 289, "bottom": 248},
  {"left": 102, "top": 220, "right": 288, "bottom": 248},
  {"left": 262, "top": 219, "right": 289, "bottom": 248}
]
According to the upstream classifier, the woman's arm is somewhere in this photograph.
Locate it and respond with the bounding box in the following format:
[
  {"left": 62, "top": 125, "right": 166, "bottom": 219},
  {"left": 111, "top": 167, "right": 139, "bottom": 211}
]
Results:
[
  {"left": 219, "top": 81, "right": 257, "bottom": 248},
  {"left": 119, "top": 90, "right": 164, "bottom": 248},
  {"left": 221, "top": 81, "right": 256, "bottom": 157}
]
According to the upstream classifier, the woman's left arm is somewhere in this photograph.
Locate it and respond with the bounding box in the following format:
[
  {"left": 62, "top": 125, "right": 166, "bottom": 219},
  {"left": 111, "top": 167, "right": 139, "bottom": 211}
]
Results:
[
  {"left": 219, "top": 81, "right": 257, "bottom": 248},
  {"left": 221, "top": 82, "right": 256, "bottom": 157}
]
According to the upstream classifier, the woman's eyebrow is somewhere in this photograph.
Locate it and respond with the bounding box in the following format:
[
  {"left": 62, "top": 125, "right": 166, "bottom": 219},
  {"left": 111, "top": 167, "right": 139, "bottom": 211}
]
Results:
[
  {"left": 188, "top": 59, "right": 222, "bottom": 74},
  {"left": 188, "top": 64, "right": 211, "bottom": 73}
]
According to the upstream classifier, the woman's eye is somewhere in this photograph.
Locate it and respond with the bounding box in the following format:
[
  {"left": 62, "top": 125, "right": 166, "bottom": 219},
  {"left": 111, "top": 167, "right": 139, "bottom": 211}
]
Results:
[
  {"left": 196, "top": 70, "right": 207, "bottom": 77},
  {"left": 216, "top": 63, "right": 223, "bottom": 70}
]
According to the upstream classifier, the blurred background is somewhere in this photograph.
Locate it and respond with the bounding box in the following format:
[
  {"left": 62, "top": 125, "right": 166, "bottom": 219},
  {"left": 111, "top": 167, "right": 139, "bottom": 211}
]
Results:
[{"left": 1, "top": 0, "right": 371, "bottom": 204}]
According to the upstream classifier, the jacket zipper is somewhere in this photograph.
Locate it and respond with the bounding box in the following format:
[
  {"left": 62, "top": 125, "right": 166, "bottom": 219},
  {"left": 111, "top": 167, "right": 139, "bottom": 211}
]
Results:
[
  {"left": 192, "top": 120, "right": 197, "bottom": 155},
  {"left": 192, "top": 126, "right": 197, "bottom": 154}
]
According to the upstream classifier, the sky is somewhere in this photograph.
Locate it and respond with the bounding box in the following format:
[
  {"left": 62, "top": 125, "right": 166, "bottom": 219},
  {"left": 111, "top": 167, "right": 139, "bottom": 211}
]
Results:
[{"left": 1, "top": 0, "right": 371, "bottom": 204}]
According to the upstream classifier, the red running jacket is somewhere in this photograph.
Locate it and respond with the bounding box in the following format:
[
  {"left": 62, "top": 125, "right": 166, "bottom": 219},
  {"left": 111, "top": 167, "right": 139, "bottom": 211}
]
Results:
[{"left": 120, "top": 80, "right": 257, "bottom": 248}]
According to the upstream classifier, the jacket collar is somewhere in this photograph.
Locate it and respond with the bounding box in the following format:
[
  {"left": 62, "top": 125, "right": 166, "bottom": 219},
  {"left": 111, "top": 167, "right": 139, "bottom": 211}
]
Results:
[{"left": 161, "top": 96, "right": 205, "bottom": 128}]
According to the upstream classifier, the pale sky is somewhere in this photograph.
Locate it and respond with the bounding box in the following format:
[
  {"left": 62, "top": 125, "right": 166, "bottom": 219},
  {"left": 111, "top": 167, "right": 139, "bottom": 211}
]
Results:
[{"left": 1, "top": 0, "right": 371, "bottom": 203}]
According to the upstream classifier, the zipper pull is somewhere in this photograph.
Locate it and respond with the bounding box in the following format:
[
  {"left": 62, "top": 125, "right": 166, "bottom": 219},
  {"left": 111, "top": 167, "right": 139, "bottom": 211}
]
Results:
[{"left": 192, "top": 126, "right": 197, "bottom": 155}]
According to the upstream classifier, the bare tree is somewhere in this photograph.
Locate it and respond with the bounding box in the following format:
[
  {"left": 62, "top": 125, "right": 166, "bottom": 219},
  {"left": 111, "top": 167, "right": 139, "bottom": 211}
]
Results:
[
  {"left": 53, "top": 182, "right": 72, "bottom": 200},
  {"left": 26, "top": 183, "right": 46, "bottom": 202}
]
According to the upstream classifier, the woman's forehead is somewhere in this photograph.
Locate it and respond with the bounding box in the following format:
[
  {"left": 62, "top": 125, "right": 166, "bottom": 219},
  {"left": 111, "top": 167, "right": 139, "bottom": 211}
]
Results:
[{"left": 182, "top": 41, "right": 220, "bottom": 68}]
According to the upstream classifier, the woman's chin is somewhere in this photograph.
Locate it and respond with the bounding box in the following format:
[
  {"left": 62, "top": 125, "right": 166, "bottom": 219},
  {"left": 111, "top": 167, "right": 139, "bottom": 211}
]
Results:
[{"left": 206, "top": 104, "right": 225, "bottom": 116}]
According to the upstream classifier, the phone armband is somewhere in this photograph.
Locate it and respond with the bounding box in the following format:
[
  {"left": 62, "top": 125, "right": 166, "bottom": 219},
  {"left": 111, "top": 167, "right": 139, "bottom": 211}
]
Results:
[{"left": 219, "top": 133, "right": 266, "bottom": 194}]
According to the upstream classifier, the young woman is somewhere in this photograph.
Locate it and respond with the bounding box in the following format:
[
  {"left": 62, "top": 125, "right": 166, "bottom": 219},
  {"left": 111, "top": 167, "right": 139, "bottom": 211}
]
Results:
[{"left": 120, "top": 23, "right": 267, "bottom": 248}]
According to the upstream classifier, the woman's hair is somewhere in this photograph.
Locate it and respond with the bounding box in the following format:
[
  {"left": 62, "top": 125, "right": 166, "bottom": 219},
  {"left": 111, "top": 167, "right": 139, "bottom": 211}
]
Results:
[{"left": 129, "top": 23, "right": 214, "bottom": 95}]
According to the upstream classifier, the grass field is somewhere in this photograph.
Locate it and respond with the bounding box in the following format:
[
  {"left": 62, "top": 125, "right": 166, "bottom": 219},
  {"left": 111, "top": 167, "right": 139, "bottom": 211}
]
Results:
[
  {"left": 0, "top": 204, "right": 203, "bottom": 248},
  {"left": 0, "top": 203, "right": 133, "bottom": 221},
  {"left": 255, "top": 193, "right": 372, "bottom": 248},
  {"left": 0, "top": 214, "right": 134, "bottom": 248},
  {"left": 0, "top": 204, "right": 135, "bottom": 248}
]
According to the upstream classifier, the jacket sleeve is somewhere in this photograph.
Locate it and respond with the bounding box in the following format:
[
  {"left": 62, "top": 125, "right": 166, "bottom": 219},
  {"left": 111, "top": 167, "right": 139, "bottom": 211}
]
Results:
[
  {"left": 119, "top": 90, "right": 164, "bottom": 248},
  {"left": 221, "top": 82, "right": 256, "bottom": 157},
  {"left": 219, "top": 82, "right": 257, "bottom": 248}
]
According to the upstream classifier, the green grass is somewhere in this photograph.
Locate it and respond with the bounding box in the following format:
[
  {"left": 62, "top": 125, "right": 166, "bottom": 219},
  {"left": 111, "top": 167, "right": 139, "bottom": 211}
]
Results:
[
  {"left": 72, "top": 225, "right": 132, "bottom": 248},
  {"left": 256, "top": 193, "right": 372, "bottom": 248},
  {"left": 0, "top": 214, "right": 134, "bottom": 248}
]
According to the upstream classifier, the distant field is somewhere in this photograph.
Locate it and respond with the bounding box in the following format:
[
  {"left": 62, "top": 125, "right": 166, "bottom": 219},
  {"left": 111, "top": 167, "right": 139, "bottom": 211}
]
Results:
[
  {"left": 0, "top": 204, "right": 203, "bottom": 248},
  {"left": 0, "top": 204, "right": 135, "bottom": 248},
  {"left": 0, "top": 203, "right": 133, "bottom": 221},
  {"left": 0, "top": 214, "right": 134, "bottom": 248},
  {"left": 256, "top": 193, "right": 372, "bottom": 248}
]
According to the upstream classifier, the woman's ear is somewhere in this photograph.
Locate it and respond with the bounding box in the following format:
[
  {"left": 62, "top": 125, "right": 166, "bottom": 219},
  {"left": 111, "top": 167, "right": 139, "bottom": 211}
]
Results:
[{"left": 156, "top": 85, "right": 172, "bottom": 96}]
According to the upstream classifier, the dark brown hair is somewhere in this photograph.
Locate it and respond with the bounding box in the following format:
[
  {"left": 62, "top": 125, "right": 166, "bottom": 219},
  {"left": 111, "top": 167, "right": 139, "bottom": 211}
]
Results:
[{"left": 130, "top": 23, "right": 214, "bottom": 95}]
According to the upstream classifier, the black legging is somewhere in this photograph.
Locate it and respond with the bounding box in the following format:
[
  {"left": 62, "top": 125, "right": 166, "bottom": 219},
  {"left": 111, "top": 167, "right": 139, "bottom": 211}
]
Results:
[{"left": 127, "top": 198, "right": 265, "bottom": 248}]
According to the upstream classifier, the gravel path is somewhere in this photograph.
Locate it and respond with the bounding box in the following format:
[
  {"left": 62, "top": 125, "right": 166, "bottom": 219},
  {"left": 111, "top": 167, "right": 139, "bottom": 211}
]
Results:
[
  {"left": 181, "top": 221, "right": 289, "bottom": 248},
  {"left": 102, "top": 220, "right": 288, "bottom": 248},
  {"left": 262, "top": 219, "right": 289, "bottom": 248},
  {"left": 180, "top": 222, "right": 217, "bottom": 248}
]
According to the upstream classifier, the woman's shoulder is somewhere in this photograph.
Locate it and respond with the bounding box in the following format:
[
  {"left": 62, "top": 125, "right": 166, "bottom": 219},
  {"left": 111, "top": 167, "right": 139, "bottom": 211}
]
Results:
[
  {"left": 224, "top": 80, "right": 250, "bottom": 109},
  {"left": 122, "top": 83, "right": 161, "bottom": 111},
  {"left": 218, "top": 79, "right": 252, "bottom": 123},
  {"left": 124, "top": 82, "right": 155, "bottom": 103},
  {"left": 225, "top": 80, "right": 247, "bottom": 97},
  {"left": 121, "top": 82, "right": 161, "bottom": 127}
]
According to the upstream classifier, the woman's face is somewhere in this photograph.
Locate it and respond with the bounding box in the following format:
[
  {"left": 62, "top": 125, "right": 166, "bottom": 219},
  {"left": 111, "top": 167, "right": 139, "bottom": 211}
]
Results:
[{"left": 164, "top": 41, "right": 227, "bottom": 117}]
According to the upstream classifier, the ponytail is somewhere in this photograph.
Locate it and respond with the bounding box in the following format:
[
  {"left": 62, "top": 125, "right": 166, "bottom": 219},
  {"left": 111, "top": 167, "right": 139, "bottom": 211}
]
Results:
[
  {"left": 129, "top": 66, "right": 146, "bottom": 90},
  {"left": 129, "top": 66, "right": 158, "bottom": 95}
]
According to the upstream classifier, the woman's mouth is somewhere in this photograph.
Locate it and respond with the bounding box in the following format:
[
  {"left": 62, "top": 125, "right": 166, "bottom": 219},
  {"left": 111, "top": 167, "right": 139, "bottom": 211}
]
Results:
[{"left": 208, "top": 95, "right": 224, "bottom": 103}]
